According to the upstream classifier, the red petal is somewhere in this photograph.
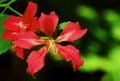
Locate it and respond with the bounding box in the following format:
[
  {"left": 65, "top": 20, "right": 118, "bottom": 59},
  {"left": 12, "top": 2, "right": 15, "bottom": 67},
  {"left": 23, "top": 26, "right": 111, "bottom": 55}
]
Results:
[
  {"left": 15, "top": 31, "right": 39, "bottom": 39},
  {"left": 39, "top": 11, "right": 59, "bottom": 38},
  {"left": 26, "top": 17, "right": 39, "bottom": 32},
  {"left": 3, "top": 15, "right": 21, "bottom": 32},
  {"left": 23, "top": 2, "right": 39, "bottom": 32},
  {"left": 27, "top": 46, "right": 48, "bottom": 77},
  {"left": 2, "top": 30, "right": 17, "bottom": 40},
  {"left": 14, "top": 46, "right": 24, "bottom": 59},
  {"left": 23, "top": 2, "right": 37, "bottom": 18},
  {"left": 12, "top": 31, "right": 45, "bottom": 49},
  {"left": 57, "top": 44, "right": 84, "bottom": 71},
  {"left": 55, "top": 22, "right": 87, "bottom": 42}
]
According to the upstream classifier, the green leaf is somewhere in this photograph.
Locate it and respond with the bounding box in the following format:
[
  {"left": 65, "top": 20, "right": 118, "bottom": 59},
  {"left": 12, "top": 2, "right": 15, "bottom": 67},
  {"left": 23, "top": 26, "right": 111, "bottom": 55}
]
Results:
[
  {"left": 76, "top": 5, "right": 98, "bottom": 22},
  {"left": 93, "top": 27, "right": 108, "bottom": 42},
  {"left": 58, "top": 22, "right": 69, "bottom": 30},
  {"left": 103, "top": 10, "right": 120, "bottom": 25},
  {"left": 0, "top": 39, "right": 12, "bottom": 55},
  {"left": 111, "top": 24, "right": 120, "bottom": 41},
  {"left": 0, "top": 0, "right": 8, "bottom": 4},
  {"left": 0, "top": 13, "right": 9, "bottom": 38},
  {"left": 79, "top": 54, "right": 111, "bottom": 72},
  {"left": 0, "top": 13, "right": 11, "bottom": 55}
]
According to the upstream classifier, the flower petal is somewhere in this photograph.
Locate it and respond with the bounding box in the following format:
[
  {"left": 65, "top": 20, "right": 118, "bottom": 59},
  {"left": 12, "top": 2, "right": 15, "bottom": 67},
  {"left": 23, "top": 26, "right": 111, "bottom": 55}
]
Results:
[
  {"left": 23, "top": 2, "right": 37, "bottom": 18},
  {"left": 3, "top": 15, "right": 21, "bottom": 32},
  {"left": 39, "top": 11, "right": 59, "bottom": 38},
  {"left": 23, "top": 2, "right": 39, "bottom": 32},
  {"left": 14, "top": 46, "right": 24, "bottom": 59},
  {"left": 27, "top": 46, "right": 48, "bottom": 77},
  {"left": 57, "top": 44, "right": 84, "bottom": 71},
  {"left": 12, "top": 31, "right": 45, "bottom": 49},
  {"left": 2, "top": 30, "right": 17, "bottom": 40},
  {"left": 55, "top": 22, "right": 87, "bottom": 42}
]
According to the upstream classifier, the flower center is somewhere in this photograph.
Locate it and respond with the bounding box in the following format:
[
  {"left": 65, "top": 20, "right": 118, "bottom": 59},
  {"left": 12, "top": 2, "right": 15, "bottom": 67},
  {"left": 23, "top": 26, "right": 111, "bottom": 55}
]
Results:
[
  {"left": 18, "top": 21, "right": 27, "bottom": 31},
  {"left": 47, "top": 39, "right": 58, "bottom": 54}
]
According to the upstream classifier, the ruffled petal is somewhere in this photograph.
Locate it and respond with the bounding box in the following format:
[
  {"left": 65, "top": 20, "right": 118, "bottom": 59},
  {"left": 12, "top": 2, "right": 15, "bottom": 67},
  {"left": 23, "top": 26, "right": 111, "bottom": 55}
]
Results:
[
  {"left": 39, "top": 11, "right": 59, "bottom": 38},
  {"left": 23, "top": 2, "right": 39, "bottom": 32},
  {"left": 12, "top": 31, "right": 45, "bottom": 49},
  {"left": 3, "top": 15, "right": 21, "bottom": 32},
  {"left": 14, "top": 46, "right": 24, "bottom": 59},
  {"left": 57, "top": 44, "right": 84, "bottom": 71},
  {"left": 55, "top": 22, "right": 87, "bottom": 42},
  {"left": 27, "top": 46, "right": 48, "bottom": 77}
]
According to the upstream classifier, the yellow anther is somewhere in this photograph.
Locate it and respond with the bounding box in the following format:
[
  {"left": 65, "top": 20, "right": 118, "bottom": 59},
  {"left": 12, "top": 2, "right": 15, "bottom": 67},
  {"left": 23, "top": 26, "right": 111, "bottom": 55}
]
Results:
[
  {"left": 48, "top": 39, "right": 58, "bottom": 54},
  {"left": 18, "top": 21, "right": 27, "bottom": 31}
]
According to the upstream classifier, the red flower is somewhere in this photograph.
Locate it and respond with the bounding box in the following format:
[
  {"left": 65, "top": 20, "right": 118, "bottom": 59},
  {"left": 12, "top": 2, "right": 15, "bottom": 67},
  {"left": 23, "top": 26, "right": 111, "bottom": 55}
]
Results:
[
  {"left": 13, "top": 11, "right": 87, "bottom": 77},
  {"left": 2, "top": 2, "right": 38, "bottom": 40},
  {"left": 2, "top": 2, "right": 39, "bottom": 59}
]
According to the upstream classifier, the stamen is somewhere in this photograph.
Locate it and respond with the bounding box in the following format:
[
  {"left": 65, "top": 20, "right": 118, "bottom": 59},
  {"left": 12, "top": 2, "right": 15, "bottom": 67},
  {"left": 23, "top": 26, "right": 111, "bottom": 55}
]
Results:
[
  {"left": 18, "top": 21, "right": 27, "bottom": 31},
  {"left": 48, "top": 39, "right": 58, "bottom": 54},
  {"left": 12, "top": 32, "right": 17, "bottom": 35}
]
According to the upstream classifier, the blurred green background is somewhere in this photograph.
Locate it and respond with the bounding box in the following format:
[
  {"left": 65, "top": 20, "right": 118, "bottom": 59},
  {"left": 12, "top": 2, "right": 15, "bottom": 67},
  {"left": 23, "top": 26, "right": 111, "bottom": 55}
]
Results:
[{"left": 0, "top": 0, "right": 120, "bottom": 81}]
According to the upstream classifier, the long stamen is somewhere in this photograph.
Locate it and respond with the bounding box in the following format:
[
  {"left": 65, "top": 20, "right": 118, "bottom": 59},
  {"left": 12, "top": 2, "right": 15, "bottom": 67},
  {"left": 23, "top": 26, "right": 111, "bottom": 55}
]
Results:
[{"left": 48, "top": 39, "right": 58, "bottom": 54}]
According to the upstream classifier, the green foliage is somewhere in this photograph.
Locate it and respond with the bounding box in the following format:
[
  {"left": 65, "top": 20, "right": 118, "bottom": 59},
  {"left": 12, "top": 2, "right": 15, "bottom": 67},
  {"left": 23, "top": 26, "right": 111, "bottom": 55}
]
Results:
[
  {"left": 80, "top": 54, "right": 111, "bottom": 72},
  {"left": 101, "top": 46, "right": 120, "bottom": 81},
  {"left": 80, "top": 45, "right": 120, "bottom": 81},
  {"left": 108, "top": 46, "right": 120, "bottom": 67},
  {"left": 87, "top": 41, "right": 101, "bottom": 53},
  {"left": 0, "top": 13, "right": 11, "bottom": 55},
  {"left": 0, "top": 13, "right": 9, "bottom": 38},
  {"left": 58, "top": 22, "right": 69, "bottom": 30},
  {"left": 103, "top": 10, "right": 120, "bottom": 41},
  {"left": 76, "top": 5, "right": 120, "bottom": 81},
  {"left": 92, "top": 27, "right": 109, "bottom": 42},
  {"left": 0, "top": 39, "right": 12, "bottom": 54},
  {"left": 110, "top": 24, "right": 120, "bottom": 41},
  {"left": 76, "top": 5, "right": 98, "bottom": 22},
  {"left": 103, "top": 10, "right": 120, "bottom": 25},
  {"left": 0, "top": 0, "right": 8, "bottom": 4}
]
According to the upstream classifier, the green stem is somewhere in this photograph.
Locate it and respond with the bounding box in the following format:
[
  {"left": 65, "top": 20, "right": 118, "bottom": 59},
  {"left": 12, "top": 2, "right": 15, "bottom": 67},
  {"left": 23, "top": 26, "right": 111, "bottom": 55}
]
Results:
[
  {"left": 0, "top": 0, "right": 22, "bottom": 17},
  {"left": 0, "top": 0, "right": 16, "bottom": 7},
  {"left": 41, "top": 37, "right": 49, "bottom": 40},
  {"left": 1, "top": 7, "right": 8, "bottom": 14},
  {"left": 7, "top": 6, "right": 22, "bottom": 16}
]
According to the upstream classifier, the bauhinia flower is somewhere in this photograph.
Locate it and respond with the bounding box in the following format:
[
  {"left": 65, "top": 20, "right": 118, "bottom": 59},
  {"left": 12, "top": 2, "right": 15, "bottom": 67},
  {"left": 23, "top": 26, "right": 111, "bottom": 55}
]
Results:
[
  {"left": 2, "top": 2, "right": 39, "bottom": 59},
  {"left": 12, "top": 11, "right": 87, "bottom": 77},
  {"left": 2, "top": 2, "right": 39, "bottom": 40}
]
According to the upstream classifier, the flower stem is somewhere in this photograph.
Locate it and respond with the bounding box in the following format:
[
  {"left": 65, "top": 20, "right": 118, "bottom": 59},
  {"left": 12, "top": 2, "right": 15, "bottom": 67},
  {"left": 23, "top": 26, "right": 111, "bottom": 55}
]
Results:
[
  {"left": 0, "top": 0, "right": 22, "bottom": 17},
  {"left": 7, "top": 6, "right": 22, "bottom": 16},
  {"left": 0, "top": 0, "right": 16, "bottom": 7},
  {"left": 1, "top": 7, "right": 8, "bottom": 14}
]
